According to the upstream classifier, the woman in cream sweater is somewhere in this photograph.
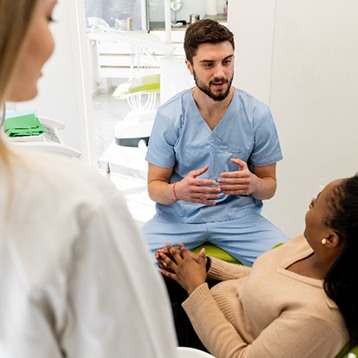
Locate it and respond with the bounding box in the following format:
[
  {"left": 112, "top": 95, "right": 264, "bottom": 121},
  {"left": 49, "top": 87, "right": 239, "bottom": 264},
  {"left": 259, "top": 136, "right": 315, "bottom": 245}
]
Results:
[{"left": 158, "top": 175, "right": 358, "bottom": 357}]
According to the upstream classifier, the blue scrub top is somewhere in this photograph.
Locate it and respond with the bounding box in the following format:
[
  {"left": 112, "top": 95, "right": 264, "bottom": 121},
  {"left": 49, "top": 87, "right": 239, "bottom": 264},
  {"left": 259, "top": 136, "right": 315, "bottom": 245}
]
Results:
[{"left": 146, "top": 88, "right": 283, "bottom": 224}]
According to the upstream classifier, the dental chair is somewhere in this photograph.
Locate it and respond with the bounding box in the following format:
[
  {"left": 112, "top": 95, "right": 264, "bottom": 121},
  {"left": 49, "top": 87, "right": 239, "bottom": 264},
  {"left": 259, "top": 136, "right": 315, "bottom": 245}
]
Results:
[
  {"left": 113, "top": 74, "right": 159, "bottom": 148},
  {"left": 113, "top": 34, "right": 173, "bottom": 148}
]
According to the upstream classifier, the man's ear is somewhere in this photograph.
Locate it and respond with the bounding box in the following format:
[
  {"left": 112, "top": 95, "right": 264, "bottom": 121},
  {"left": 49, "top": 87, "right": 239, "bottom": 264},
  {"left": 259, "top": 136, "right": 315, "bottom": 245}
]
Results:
[{"left": 185, "top": 59, "right": 193, "bottom": 75}]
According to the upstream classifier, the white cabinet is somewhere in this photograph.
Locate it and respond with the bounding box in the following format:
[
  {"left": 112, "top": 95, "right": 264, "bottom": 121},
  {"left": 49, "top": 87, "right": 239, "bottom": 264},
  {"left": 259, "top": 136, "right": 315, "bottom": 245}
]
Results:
[{"left": 90, "top": 40, "right": 140, "bottom": 79}]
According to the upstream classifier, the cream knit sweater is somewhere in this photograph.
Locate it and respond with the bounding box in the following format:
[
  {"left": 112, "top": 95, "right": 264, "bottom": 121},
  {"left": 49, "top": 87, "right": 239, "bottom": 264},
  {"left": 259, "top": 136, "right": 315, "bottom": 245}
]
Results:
[{"left": 182, "top": 235, "right": 348, "bottom": 358}]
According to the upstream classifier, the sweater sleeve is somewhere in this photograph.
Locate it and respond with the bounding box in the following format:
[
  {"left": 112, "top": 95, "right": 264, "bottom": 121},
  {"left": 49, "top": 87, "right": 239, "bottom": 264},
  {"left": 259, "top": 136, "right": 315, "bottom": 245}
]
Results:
[
  {"left": 183, "top": 285, "right": 346, "bottom": 358},
  {"left": 207, "top": 257, "right": 251, "bottom": 281}
]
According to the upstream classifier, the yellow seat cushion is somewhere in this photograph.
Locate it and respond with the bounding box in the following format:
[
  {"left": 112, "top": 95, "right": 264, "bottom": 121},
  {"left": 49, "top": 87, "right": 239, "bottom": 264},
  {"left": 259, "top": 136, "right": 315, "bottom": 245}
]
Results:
[
  {"left": 192, "top": 243, "right": 242, "bottom": 265},
  {"left": 335, "top": 344, "right": 358, "bottom": 358}
]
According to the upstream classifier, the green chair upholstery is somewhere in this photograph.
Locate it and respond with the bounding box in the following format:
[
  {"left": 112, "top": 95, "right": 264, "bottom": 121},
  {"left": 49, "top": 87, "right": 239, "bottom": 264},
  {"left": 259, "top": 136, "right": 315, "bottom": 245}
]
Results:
[
  {"left": 192, "top": 243, "right": 243, "bottom": 265},
  {"left": 192, "top": 242, "right": 284, "bottom": 265},
  {"left": 336, "top": 344, "right": 358, "bottom": 358}
]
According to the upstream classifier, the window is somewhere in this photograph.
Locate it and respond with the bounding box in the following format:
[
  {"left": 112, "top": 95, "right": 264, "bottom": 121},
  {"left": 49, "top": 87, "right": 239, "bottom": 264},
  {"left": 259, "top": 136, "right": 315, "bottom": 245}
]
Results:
[{"left": 84, "top": 0, "right": 145, "bottom": 29}]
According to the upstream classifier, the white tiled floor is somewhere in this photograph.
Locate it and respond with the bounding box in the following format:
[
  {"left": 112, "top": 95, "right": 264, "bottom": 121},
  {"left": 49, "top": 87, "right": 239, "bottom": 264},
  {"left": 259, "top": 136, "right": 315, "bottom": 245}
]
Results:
[{"left": 93, "top": 91, "right": 156, "bottom": 227}]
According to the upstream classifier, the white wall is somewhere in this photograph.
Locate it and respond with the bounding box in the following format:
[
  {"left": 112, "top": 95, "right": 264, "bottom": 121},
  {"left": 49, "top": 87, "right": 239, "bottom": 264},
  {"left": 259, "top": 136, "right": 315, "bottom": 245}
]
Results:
[
  {"left": 229, "top": 0, "right": 358, "bottom": 238},
  {"left": 14, "top": 0, "right": 96, "bottom": 166}
]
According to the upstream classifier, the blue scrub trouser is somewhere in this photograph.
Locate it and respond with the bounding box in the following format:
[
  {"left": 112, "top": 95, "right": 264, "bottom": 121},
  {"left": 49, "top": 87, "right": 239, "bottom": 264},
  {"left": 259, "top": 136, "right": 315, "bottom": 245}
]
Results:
[{"left": 141, "top": 212, "right": 288, "bottom": 267}]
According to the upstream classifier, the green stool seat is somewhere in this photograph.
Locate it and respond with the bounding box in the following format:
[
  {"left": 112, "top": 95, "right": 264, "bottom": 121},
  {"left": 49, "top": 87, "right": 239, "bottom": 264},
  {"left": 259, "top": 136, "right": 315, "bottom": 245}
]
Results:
[
  {"left": 336, "top": 344, "right": 358, "bottom": 358},
  {"left": 192, "top": 243, "right": 243, "bottom": 265}
]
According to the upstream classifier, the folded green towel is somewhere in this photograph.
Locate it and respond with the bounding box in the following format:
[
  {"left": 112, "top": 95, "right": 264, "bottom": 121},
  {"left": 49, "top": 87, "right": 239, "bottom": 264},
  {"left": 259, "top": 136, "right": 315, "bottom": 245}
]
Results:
[{"left": 4, "top": 113, "right": 46, "bottom": 137}]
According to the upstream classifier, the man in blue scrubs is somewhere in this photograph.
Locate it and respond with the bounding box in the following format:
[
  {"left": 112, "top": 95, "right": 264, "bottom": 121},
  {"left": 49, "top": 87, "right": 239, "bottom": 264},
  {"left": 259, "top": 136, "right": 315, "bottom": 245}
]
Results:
[{"left": 142, "top": 19, "right": 287, "bottom": 267}]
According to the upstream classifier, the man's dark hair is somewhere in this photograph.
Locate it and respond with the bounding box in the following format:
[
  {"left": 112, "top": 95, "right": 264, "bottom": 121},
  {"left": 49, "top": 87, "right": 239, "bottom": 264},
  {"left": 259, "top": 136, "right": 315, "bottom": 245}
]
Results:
[{"left": 184, "top": 19, "right": 235, "bottom": 64}]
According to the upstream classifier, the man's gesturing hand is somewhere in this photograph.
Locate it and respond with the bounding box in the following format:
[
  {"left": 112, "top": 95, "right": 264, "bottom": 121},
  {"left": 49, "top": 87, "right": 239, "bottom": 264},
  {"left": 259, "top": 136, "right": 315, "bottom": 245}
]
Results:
[
  {"left": 218, "top": 158, "right": 259, "bottom": 196},
  {"left": 174, "top": 165, "right": 221, "bottom": 205}
]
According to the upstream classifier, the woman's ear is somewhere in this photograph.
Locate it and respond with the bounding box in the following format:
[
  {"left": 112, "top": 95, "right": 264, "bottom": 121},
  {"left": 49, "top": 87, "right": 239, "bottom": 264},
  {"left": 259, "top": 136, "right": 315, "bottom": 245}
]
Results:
[{"left": 326, "top": 231, "right": 341, "bottom": 248}]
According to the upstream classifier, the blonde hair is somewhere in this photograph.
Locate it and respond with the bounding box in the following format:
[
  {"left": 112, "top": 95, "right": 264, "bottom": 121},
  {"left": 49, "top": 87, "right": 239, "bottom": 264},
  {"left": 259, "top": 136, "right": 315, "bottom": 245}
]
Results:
[{"left": 0, "top": 0, "right": 38, "bottom": 163}]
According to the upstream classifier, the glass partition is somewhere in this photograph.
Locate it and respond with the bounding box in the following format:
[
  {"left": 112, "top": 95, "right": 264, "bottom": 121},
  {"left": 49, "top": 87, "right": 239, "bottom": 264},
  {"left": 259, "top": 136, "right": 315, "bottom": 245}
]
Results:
[{"left": 85, "top": 0, "right": 147, "bottom": 30}]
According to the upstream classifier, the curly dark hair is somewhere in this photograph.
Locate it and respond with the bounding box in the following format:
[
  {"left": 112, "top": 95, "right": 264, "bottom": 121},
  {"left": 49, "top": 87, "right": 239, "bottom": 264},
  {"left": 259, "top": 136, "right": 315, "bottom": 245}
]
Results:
[
  {"left": 323, "top": 174, "right": 358, "bottom": 347},
  {"left": 184, "top": 19, "right": 235, "bottom": 64}
]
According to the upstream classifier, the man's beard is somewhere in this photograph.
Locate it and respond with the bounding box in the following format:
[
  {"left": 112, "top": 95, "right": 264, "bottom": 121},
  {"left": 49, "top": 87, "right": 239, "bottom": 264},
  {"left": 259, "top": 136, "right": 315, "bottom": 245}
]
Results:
[{"left": 193, "top": 71, "right": 233, "bottom": 101}]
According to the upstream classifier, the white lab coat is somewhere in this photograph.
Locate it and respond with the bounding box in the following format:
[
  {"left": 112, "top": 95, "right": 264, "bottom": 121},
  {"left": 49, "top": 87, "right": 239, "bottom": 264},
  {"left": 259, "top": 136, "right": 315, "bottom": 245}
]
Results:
[{"left": 0, "top": 143, "right": 177, "bottom": 358}]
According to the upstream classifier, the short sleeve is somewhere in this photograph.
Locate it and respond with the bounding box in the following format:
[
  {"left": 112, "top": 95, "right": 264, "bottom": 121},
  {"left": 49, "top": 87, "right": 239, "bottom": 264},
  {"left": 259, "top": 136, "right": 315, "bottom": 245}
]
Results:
[
  {"left": 250, "top": 105, "right": 283, "bottom": 167},
  {"left": 145, "top": 110, "right": 178, "bottom": 168}
]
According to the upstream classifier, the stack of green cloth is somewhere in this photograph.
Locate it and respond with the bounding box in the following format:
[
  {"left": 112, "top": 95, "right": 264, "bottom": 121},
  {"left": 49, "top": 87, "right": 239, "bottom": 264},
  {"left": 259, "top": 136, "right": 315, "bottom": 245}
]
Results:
[{"left": 4, "top": 113, "right": 45, "bottom": 138}]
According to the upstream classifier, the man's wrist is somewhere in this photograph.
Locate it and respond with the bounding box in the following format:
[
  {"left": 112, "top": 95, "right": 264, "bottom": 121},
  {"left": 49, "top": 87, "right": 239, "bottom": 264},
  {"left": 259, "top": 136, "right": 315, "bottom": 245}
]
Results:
[{"left": 172, "top": 183, "right": 179, "bottom": 201}]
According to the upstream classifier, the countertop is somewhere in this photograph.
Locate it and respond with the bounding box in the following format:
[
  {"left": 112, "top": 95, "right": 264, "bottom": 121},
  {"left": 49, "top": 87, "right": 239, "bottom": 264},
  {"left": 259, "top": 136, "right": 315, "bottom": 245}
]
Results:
[{"left": 149, "top": 14, "right": 227, "bottom": 31}]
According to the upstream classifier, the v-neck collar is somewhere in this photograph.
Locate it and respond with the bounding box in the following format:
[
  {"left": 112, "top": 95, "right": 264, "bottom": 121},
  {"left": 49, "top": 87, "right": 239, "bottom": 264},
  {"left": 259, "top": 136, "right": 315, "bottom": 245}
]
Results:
[{"left": 190, "top": 88, "right": 236, "bottom": 132}]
